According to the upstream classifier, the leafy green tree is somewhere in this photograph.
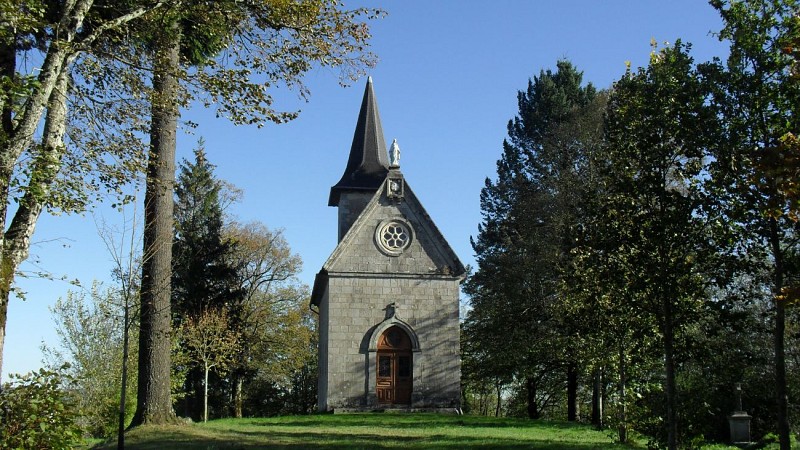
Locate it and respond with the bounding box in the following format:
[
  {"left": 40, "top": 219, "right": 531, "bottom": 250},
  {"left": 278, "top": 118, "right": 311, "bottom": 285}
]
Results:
[
  {"left": 223, "top": 221, "right": 304, "bottom": 417},
  {"left": 564, "top": 241, "right": 662, "bottom": 443},
  {"left": 0, "top": 0, "right": 380, "bottom": 423},
  {"left": 0, "top": 0, "right": 163, "bottom": 378},
  {"left": 178, "top": 309, "right": 238, "bottom": 423},
  {"left": 223, "top": 222, "right": 313, "bottom": 417},
  {"left": 240, "top": 299, "right": 316, "bottom": 417},
  {"left": 703, "top": 1, "right": 800, "bottom": 447},
  {"left": 776, "top": 11, "right": 800, "bottom": 221},
  {"left": 282, "top": 323, "right": 318, "bottom": 415},
  {"left": 463, "top": 60, "right": 602, "bottom": 421},
  {"left": 131, "top": 0, "right": 381, "bottom": 425},
  {"left": 581, "top": 42, "right": 714, "bottom": 449},
  {"left": 41, "top": 283, "right": 139, "bottom": 439},
  {"left": 677, "top": 279, "right": 778, "bottom": 442}
]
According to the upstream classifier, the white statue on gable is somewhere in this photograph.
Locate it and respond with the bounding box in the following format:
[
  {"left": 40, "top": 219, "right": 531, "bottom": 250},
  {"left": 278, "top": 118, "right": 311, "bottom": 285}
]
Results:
[{"left": 389, "top": 138, "right": 401, "bottom": 168}]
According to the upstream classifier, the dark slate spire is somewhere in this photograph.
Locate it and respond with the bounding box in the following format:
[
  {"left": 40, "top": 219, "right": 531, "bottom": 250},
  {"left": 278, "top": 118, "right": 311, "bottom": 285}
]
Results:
[{"left": 328, "top": 77, "right": 390, "bottom": 206}]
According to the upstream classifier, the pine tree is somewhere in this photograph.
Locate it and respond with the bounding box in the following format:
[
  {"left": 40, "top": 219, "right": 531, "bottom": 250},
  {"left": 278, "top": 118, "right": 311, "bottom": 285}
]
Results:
[
  {"left": 132, "top": 20, "right": 182, "bottom": 427},
  {"left": 171, "top": 141, "right": 242, "bottom": 420},
  {"left": 463, "top": 60, "right": 603, "bottom": 420},
  {"left": 173, "top": 142, "right": 239, "bottom": 319}
]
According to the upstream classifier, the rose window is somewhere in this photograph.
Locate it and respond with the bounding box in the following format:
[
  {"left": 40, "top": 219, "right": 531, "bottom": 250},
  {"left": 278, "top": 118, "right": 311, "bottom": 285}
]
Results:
[
  {"left": 376, "top": 220, "right": 412, "bottom": 255},
  {"left": 381, "top": 223, "right": 409, "bottom": 249}
]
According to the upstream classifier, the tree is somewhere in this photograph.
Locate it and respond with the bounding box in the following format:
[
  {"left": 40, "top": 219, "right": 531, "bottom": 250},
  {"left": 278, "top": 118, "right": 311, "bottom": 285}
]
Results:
[
  {"left": 0, "top": 0, "right": 380, "bottom": 391},
  {"left": 130, "top": 0, "right": 381, "bottom": 425},
  {"left": 173, "top": 143, "right": 241, "bottom": 322},
  {"left": 178, "top": 309, "right": 238, "bottom": 423},
  {"left": 704, "top": 1, "right": 800, "bottom": 447},
  {"left": 239, "top": 298, "right": 316, "bottom": 417},
  {"left": 170, "top": 142, "right": 242, "bottom": 420},
  {"left": 41, "top": 283, "right": 138, "bottom": 439},
  {"left": 463, "top": 60, "right": 602, "bottom": 421},
  {"left": 564, "top": 234, "right": 663, "bottom": 443},
  {"left": 132, "top": 17, "right": 181, "bottom": 425},
  {"left": 777, "top": 11, "right": 800, "bottom": 221},
  {"left": 0, "top": 0, "right": 171, "bottom": 378},
  {"left": 170, "top": 146, "right": 310, "bottom": 420},
  {"left": 95, "top": 203, "right": 143, "bottom": 449},
  {"left": 677, "top": 278, "right": 779, "bottom": 442},
  {"left": 599, "top": 42, "right": 714, "bottom": 449},
  {"left": 281, "top": 317, "right": 318, "bottom": 415},
  {"left": 223, "top": 221, "right": 305, "bottom": 417}
]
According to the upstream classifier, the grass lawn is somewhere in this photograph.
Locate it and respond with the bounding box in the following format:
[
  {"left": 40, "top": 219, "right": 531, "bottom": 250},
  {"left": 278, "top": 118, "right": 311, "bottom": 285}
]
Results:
[{"left": 91, "top": 413, "right": 640, "bottom": 449}]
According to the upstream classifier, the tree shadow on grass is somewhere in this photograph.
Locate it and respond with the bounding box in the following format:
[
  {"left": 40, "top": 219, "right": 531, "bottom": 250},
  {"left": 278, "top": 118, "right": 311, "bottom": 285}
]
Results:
[
  {"left": 101, "top": 428, "right": 626, "bottom": 450},
  {"left": 93, "top": 415, "right": 628, "bottom": 450},
  {"left": 234, "top": 415, "right": 587, "bottom": 430}
]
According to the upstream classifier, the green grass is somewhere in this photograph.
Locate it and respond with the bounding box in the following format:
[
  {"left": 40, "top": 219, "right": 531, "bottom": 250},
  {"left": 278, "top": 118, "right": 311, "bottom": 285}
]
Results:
[{"left": 91, "top": 413, "right": 638, "bottom": 449}]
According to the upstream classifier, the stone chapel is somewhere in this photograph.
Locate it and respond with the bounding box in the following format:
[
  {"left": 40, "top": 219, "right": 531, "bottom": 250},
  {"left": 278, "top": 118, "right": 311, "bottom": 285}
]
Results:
[{"left": 310, "top": 78, "right": 466, "bottom": 412}]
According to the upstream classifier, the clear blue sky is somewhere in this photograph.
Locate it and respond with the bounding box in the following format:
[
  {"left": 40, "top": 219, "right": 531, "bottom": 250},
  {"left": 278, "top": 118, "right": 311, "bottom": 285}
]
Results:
[{"left": 3, "top": 1, "right": 728, "bottom": 379}]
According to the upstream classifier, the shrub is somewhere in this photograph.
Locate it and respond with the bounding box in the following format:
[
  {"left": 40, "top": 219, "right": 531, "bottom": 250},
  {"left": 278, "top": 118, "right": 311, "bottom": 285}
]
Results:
[{"left": 0, "top": 365, "right": 82, "bottom": 449}]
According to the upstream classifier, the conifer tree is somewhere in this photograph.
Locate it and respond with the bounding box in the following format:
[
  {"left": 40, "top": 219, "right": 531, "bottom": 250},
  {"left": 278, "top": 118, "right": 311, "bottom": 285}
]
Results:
[
  {"left": 463, "top": 60, "right": 603, "bottom": 420},
  {"left": 171, "top": 142, "right": 242, "bottom": 420},
  {"left": 172, "top": 142, "right": 240, "bottom": 321}
]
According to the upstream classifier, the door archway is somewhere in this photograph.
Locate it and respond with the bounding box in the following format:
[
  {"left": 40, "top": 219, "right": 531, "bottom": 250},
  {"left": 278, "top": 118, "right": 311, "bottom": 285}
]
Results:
[{"left": 376, "top": 326, "right": 412, "bottom": 404}]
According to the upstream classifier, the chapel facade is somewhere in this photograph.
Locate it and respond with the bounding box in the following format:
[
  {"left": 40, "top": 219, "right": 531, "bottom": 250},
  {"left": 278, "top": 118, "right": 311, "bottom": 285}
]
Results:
[{"left": 310, "top": 78, "right": 466, "bottom": 412}]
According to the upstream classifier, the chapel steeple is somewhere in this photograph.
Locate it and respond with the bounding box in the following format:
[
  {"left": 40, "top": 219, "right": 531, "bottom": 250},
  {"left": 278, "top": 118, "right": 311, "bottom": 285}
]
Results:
[
  {"left": 328, "top": 77, "right": 390, "bottom": 207},
  {"left": 311, "top": 77, "right": 465, "bottom": 413}
]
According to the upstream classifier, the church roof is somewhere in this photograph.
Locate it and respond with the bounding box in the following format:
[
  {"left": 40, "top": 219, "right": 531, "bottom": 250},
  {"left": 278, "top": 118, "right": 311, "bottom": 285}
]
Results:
[
  {"left": 311, "top": 174, "right": 467, "bottom": 306},
  {"left": 328, "top": 77, "right": 390, "bottom": 207}
]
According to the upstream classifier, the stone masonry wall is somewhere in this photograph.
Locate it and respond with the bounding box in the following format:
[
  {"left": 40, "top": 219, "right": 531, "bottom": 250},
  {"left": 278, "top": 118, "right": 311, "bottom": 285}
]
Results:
[
  {"left": 323, "top": 274, "right": 460, "bottom": 410},
  {"left": 337, "top": 192, "right": 374, "bottom": 242},
  {"left": 319, "top": 183, "right": 463, "bottom": 412}
]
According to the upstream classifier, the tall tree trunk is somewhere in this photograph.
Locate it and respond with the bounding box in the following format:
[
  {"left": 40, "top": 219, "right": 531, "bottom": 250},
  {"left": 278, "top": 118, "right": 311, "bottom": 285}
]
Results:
[
  {"left": 234, "top": 374, "right": 244, "bottom": 418},
  {"left": 494, "top": 381, "right": 502, "bottom": 417},
  {"left": 664, "top": 293, "right": 677, "bottom": 450},
  {"left": 526, "top": 376, "right": 539, "bottom": 419},
  {"left": 567, "top": 361, "right": 578, "bottom": 421},
  {"left": 0, "top": 65, "right": 70, "bottom": 377},
  {"left": 204, "top": 364, "right": 209, "bottom": 423},
  {"left": 769, "top": 218, "right": 790, "bottom": 450},
  {"left": 618, "top": 345, "right": 627, "bottom": 444},
  {"left": 591, "top": 368, "right": 603, "bottom": 427},
  {"left": 130, "top": 25, "right": 180, "bottom": 427}
]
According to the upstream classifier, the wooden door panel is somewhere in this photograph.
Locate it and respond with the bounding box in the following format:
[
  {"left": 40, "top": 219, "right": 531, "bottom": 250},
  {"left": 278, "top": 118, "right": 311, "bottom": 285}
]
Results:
[
  {"left": 394, "top": 386, "right": 411, "bottom": 404},
  {"left": 377, "top": 354, "right": 393, "bottom": 404},
  {"left": 395, "top": 354, "right": 412, "bottom": 404},
  {"left": 376, "top": 327, "right": 413, "bottom": 405},
  {"left": 377, "top": 385, "right": 393, "bottom": 403}
]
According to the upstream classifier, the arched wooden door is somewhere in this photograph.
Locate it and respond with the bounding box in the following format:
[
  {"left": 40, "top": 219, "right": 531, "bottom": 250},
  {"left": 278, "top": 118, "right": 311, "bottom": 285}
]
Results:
[{"left": 376, "top": 326, "right": 413, "bottom": 405}]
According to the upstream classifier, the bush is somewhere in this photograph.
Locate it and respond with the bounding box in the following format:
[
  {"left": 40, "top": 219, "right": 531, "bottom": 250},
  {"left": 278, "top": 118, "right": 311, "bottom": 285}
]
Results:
[{"left": 0, "top": 365, "right": 82, "bottom": 449}]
